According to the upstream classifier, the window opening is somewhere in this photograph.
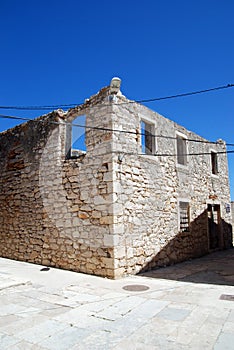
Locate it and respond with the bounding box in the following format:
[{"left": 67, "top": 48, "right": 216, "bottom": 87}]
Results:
[
  {"left": 141, "top": 120, "right": 155, "bottom": 155},
  {"left": 176, "top": 135, "right": 187, "bottom": 165},
  {"left": 71, "top": 115, "right": 86, "bottom": 157},
  {"left": 179, "top": 201, "right": 190, "bottom": 232},
  {"left": 211, "top": 151, "right": 218, "bottom": 175}
]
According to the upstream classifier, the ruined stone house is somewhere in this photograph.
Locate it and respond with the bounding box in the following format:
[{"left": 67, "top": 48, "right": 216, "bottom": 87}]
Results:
[{"left": 0, "top": 78, "right": 232, "bottom": 278}]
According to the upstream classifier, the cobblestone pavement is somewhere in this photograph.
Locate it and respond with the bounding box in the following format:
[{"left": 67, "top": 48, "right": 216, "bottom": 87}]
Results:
[{"left": 0, "top": 249, "right": 234, "bottom": 349}]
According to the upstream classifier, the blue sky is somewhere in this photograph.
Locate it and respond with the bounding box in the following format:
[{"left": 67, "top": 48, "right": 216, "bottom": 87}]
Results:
[{"left": 0, "top": 0, "right": 234, "bottom": 199}]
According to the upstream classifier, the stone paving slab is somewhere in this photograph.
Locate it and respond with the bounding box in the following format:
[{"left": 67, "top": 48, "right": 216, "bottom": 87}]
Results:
[{"left": 0, "top": 250, "right": 234, "bottom": 349}]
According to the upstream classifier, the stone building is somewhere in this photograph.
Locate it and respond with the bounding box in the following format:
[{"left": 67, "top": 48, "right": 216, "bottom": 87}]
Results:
[{"left": 0, "top": 78, "right": 232, "bottom": 278}]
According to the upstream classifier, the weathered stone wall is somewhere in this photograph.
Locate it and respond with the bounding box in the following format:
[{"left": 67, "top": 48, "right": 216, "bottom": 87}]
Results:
[
  {"left": 109, "top": 98, "right": 233, "bottom": 275},
  {"left": 0, "top": 90, "right": 120, "bottom": 278},
  {"left": 0, "top": 113, "right": 58, "bottom": 265},
  {"left": 0, "top": 86, "right": 232, "bottom": 278}
]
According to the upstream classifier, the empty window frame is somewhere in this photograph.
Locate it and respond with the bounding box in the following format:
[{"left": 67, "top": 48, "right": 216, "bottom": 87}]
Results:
[
  {"left": 71, "top": 115, "right": 86, "bottom": 157},
  {"left": 176, "top": 134, "right": 187, "bottom": 166},
  {"left": 141, "top": 120, "right": 155, "bottom": 155},
  {"left": 211, "top": 151, "right": 218, "bottom": 175},
  {"left": 179, "top": 201, "right": 190, "bottom": 232}
]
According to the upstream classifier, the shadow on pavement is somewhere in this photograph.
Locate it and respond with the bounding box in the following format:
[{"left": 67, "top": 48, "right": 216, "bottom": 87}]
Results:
[{"left": 139, "top": 248, "right": 234, "bottom": 286}]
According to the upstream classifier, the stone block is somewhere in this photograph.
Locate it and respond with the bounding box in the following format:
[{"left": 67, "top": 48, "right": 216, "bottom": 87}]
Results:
[
  {"left": 103, "top": 172, "right": 113, "bottom": 182},
  {"left": 104, "top": 234, "right": 119, "bottom": 247},
  {"left": 93, "top": 196, "right": 107, "bottom": 205},
  {"left": 114, "top": 246, "right": 126, "bottom": 258},
  {"left": 78, "top": 211, "right": 89, "bottom": 219},
  {"left": 102, "top": 257, "right": 114, "bottom": 268},
  {"left": 114, "top": 267, "right": 126, "bottom": 278},
  {"left": 100, "top": 216, "right": 115, "bottom": 225},
  {"left": 92, "top": 210, "right": 101, "bottom": 218}
]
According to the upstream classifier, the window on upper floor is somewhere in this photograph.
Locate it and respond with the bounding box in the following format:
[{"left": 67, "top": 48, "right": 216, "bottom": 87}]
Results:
[
  {"left": 141, "top": 120, "right": 155, "bottom": 155},
  {"left": 70, "top": 115, "right": 86, "bottom": 157},
  {"left": 211, "top": 151, "right": 218, "bottom": 175},
  {"left": 176, "top": 134, "right": 187, "bottom": 166},
  {"left": 179, "top": 201, "right": 190, "bottom": 232}
]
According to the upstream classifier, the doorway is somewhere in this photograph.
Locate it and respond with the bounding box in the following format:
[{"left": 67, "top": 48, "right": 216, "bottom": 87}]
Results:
[{"left": 207, "top": 204, "right": 221, "bottom": 250}]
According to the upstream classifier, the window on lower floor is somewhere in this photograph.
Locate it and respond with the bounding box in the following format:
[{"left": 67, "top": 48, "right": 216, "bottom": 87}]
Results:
[
  {"left": 141, "top": 120, "right": 155, "bottom": 155},
  {"left": 179, "top": 201, "right": 190, "bottom": 232},
  {"left": 211, "top": 151, "right": 218, "bottom": 175},
  {"left": 176, "top": 134, "right": 187, "bottom": 166}
]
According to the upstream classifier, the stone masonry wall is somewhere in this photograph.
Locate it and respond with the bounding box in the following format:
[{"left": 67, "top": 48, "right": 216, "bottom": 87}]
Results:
[
  {"left": 0, "top": 89, "right": 122, "bottom": 278},
  {"left": 109, "top": 98, "right": 233, "bottom": 275},
  {"left": 0, "top": 85, "right": 232, "bottom": 278}
]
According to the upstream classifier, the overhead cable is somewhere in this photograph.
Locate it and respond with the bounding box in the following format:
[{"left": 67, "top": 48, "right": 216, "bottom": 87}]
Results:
[
  {"left": 140, "top": 150, "right": 234, "bottom": 157},
  {"left": 135, "top": 84, "right": 234, "bottom": 104},
  {"left": 0, "top": 113, "right": 234, "bottom": 147},
  {"left": 115, "top": 150, "right": 234, "bottom": 157},
  {"left": 0, "top": 84, "right": 233, "bottom": 111}
]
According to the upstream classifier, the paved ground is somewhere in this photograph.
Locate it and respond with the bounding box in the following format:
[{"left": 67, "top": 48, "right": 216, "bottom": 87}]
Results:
[{"left": 0, "top": 249, "right": 234, "bottom": 349}]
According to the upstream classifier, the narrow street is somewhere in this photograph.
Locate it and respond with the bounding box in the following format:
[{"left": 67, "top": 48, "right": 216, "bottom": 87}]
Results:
[{"left": 0, "top": 249, "right": 234, "bottom": 349}]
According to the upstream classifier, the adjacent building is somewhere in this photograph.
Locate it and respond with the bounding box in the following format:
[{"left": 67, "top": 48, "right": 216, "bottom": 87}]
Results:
[{"left": 0, "top": 79, "right": 232, "bottom": 278}]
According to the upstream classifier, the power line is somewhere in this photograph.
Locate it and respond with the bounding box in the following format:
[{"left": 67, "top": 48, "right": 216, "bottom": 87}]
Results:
[
  {"left": 1, "top": 113, "right": 234, "bottom": 147},
  {"left": 139, "top": 150, "right": 234, "bottom": 157},
  {"left": 0, "top": 115, "right": 32, "bottom": 122},
  {"left": 0, "top": 104, "right": 77, "bottom": 111},
  {"left": 0, "top": 114, "right": 33, "bottom": 121},
  {"left": 0, "top": 113, "right": 233, "bottom": 158},
  {"left": 116, "top": 150, "right": 234, "bottom": 157},
  {"left": 135, "top": 84, "right": 234, "bottom": 104},
  {"left": 0, "top": 84, "right": 233, "bottom": 111}
]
